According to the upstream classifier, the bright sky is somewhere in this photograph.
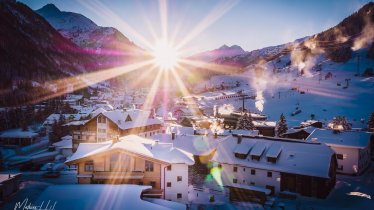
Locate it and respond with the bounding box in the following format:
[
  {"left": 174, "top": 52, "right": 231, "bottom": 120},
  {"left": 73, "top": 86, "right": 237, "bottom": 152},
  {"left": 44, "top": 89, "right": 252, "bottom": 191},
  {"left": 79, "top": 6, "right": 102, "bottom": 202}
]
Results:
[{"left": 22, "top": 0, "right": 372, "bottom": 55}]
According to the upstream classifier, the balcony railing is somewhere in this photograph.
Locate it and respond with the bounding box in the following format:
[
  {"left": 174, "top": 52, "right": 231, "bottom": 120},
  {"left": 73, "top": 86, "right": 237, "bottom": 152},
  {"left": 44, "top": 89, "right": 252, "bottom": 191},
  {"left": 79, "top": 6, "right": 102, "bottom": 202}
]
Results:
[
  {"left": 73, "top": 131, "right": 97, "bottom": 136},
  {"left": 93, "top": 171, "right": 144, "bottom": 180}
]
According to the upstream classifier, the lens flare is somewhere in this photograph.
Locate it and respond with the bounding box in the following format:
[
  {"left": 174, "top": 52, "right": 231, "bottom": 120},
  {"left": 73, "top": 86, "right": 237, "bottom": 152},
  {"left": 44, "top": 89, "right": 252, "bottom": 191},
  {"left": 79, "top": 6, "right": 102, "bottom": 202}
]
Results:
[{"left": 152, "top": 40, "right": 179, "bottom": 70}]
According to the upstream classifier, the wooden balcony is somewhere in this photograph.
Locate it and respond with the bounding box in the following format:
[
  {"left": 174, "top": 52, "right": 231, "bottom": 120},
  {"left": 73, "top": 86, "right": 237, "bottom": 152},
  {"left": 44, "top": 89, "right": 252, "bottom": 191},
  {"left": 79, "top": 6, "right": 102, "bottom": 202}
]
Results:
[
  {"left": 93, "top": 171, "right": 144, "bottom": 180},
  {"left": 73, "top": 131, "right": 97, "bottom": 136}
]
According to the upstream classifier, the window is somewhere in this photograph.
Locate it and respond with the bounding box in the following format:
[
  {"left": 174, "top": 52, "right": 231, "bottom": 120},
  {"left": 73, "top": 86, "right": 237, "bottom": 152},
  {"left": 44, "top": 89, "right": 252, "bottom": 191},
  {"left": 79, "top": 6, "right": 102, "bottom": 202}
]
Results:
[
  {"left": 267, "top": 157, "right": 277, "bottom": 163},
  {"left": 243, "top": 168, "right": 246, "bottom": 172},
  {"left": 251, "top": 169, "right": 256, "bottom": 175},
  {"left": 177, "top": 176, "right": 182, "bottom": 182},
  {"left": 218, "top": 164, "right": 222, "bottom": 169},
  {"left": 251, "top": 155, "right": 260, "bottom": 161},
  {"left": 110, "top": 153, "right": 120, "bottom": 171},
  {"left": 167, "top": 165, "right": 172, "bottom": 171},
  {"left": 337, "top": 154, "right": 344, "bottom": 160},
  {"left": 78, "top": 135, "right": 81, "bottom": 140},
  {"left": 98, "top": 129, "right": 106, "bottom": 133},
  {"left": 145, "top": 161, "right": 154, "bottom": 172},
  {"left": 267, "top": 171, "right": 272, "bottom": 177},
  {"left": 338, "top": 165, "right": 344, "bottom": 170},
  {"left": 250, "top": 182, "right": 255, "bottom": 185},
  {"left": 125, "top": 115, "right": 132, "bottom": 122},
  {"left": 138, "top": 181, "right": 143, "bottom": 185},
  {"left": 84, "top": 161, "right": 94, "bottom": 172},
  {"left": 233, "top": 166, "right": 238, "bottom": 172},
  {"left": 150, "top": 181, "right": 156, "bottom": 188},
  {"left": 233, "top": 179, "right": 237, "bottom": 183},
  {"left": 177, "top": 193, "right": 182, "bottom": 199},
  {"left": 167, "top": 182, "right": 172, "bottom": 187},
  {"left": 98, "top": 116, "right": 106, "bottom": 123}
]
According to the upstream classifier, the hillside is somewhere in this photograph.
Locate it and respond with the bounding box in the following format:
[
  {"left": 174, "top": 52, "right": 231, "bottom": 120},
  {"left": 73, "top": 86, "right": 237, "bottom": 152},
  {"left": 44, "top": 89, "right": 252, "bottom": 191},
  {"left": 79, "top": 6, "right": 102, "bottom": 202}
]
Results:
[
  {"left": 36, "top": 4, "right": 144, "bottom": 65},
  {"left": 189, "top": 2, "right": 374, "bottom": 75}
]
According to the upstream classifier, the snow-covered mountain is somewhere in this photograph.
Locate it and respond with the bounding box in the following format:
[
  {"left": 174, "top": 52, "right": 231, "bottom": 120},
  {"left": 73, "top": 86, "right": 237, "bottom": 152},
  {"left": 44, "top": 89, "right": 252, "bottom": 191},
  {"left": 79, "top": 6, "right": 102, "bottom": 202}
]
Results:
[
  {"left": 190, "top": 2, "right": 374, "bottom": 72},
  {"left": 36, "top": 4, "right": 143, "bottom": 58},
  {"left": 190, "top": 44, "right": 246, "bottom": 62},
  {"left": 0, "top": 1, "right": 94, "bottom": 85}
]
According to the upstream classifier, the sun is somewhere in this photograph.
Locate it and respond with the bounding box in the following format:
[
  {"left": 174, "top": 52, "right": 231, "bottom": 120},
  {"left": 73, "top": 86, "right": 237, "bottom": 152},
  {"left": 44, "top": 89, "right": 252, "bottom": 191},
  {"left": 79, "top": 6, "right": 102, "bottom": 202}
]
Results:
[{"left": 152, "top": 40, "right": 179, "bottom": 70}]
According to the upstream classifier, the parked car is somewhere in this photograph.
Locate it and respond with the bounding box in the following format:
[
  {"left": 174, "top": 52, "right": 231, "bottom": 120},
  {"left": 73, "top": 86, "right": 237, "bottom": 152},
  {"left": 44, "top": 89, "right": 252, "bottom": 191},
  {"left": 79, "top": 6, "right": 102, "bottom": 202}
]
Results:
[
  {"left": 20, "top": 162, "right": 43, "bottom": 171},
  {"left": 42, "top": 171, "right": 60, "bottom": 178}
]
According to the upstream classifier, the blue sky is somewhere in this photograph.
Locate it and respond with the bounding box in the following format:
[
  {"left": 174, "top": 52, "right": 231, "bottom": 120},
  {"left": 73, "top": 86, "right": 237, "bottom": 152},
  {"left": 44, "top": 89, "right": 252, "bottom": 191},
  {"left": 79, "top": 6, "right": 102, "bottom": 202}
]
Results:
[{"left": 22, "top": 0, "right": 372, "bottom": 55}]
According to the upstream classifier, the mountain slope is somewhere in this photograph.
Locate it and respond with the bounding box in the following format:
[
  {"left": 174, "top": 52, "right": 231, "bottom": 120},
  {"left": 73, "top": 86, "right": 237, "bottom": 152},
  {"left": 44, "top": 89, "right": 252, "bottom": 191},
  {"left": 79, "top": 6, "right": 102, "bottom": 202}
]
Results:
[
  {"left": 0, "top": 1, "right": 95, "bottom": 88},
  {"left": 36, "top": 4, "right": 143, "bottom": 62},
  {"left": 190, "top": 44, "right": 246, "bottom": 62},
  {"left": 190, "top": 2, "right": 374, "bottom": 72}
]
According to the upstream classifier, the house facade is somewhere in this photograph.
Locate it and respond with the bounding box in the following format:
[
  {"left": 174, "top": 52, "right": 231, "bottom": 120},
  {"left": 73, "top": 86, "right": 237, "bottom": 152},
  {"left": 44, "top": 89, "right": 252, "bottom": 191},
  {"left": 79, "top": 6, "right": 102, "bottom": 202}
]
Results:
[
  {"left": 66, "top": 135, "right": 194, "bottom": 203},
  {"left": 307, "top": 129, "right": 372, "bottom": 175},
  {"left": 212, "top": 135, "right": 337, "bottom": 199},
  {"left": 72, "top": 109, "right": 163, "bottom": 151}
]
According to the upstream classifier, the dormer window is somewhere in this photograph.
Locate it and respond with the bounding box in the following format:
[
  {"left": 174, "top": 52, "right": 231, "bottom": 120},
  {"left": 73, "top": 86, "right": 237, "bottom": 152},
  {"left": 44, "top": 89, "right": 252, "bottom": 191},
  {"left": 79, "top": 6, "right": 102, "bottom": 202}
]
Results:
[
  {"left": 251, "top": 155, "right": 261, "bottom": 161},
  {"left": 234, "top": 153, "right": 248, "bottom": 159},
  {"left": 125, "top": 115, "right": 132, "bottom": 122},
  {"left": 267, "top": 157, "right": 277, "bottom": 163}
]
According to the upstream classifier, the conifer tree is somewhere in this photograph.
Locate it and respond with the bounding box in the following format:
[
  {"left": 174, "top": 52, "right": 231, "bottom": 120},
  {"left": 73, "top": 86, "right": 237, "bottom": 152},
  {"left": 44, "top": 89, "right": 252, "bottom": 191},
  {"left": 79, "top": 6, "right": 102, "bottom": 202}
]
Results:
[
  {"left": 236, "top": 112, "right": 255, "bottom": 130},
  {"left": 277, "top": 113, "right": 288, "bottom": 136}
]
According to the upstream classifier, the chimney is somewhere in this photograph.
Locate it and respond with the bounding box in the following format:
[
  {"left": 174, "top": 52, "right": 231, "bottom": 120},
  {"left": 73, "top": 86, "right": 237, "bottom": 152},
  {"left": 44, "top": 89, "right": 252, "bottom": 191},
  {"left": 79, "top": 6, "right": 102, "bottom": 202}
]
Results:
[
  {"left": 237, "top": 134, "right": 242, "bottom": 144},
  {"left": 171, "top": 132, "right": 176, "bottom": 140}
]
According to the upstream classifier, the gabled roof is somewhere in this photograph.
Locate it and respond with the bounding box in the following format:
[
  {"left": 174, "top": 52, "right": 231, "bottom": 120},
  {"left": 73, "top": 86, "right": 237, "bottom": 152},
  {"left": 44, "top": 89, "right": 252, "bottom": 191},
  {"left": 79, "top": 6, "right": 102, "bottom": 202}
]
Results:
[
  {"left": 98, "top": 109, "right": 163, "bottom": 130},
  {"left": 43, "top": 114, "right": 81, "bottom": 125},
  {"left": 151, "top": 133, "right": 225, "bottom": 156},
  {"left": 212, "top": 135, "right": 335, "bottom": 178},
  {"left": 306, "top": 129, "right": 372, "bottom": 149},
  {"left": 66, "top": 135, "right": 194, "bottom": 165}
]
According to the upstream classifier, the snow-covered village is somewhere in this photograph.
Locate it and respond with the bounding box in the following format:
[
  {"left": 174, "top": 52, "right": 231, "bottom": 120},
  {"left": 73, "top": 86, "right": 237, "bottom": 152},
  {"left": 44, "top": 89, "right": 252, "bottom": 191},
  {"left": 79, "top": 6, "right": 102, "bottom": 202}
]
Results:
[{"left": 1, "top": 0, "right": 374, "bottom": 210}]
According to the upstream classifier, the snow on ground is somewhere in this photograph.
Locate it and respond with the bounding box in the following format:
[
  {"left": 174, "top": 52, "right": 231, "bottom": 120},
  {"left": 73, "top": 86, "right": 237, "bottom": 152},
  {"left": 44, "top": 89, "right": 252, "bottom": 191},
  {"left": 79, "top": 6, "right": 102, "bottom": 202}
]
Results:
[
  {"left": 278, "top": 163, "right": 374, "bottom": 210},
  {"left": 34, "top": 185, "right": 177, "bottom": 210},
  {"left": 192, "top": 49, "right": 374, "bottom": 128}
]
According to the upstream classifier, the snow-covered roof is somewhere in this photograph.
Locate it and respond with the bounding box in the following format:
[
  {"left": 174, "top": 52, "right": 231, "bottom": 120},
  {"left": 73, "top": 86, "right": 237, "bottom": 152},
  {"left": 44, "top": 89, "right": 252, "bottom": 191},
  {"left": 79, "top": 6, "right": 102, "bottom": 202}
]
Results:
[
  {"left": 212, "top": 135, "right": 335, "bottom": 178},
  {"left": 0, "top": 129, "right": 38, "bottom": 138},
  {"left": 94, "top": 103, "right": 114, "bottom": 111},
  {"left": 306, "top": 129, "right": 372, "bottom": 149},
  {"left": 65, "top": 94, "right": 83, "bottom": 100},
  {"left": 35, "top": 185, "right": 178, "bottom": 210},
  {"left": 283, "top": 126, "right": 316, "bottom": 135},
  {"left": 43, "top": 114, "right": 81, "bottom": 125},
  {"left": 52, "top": 138, "right": 72, "bottom": 149},
  {"left": 220, "top": 129, "right": 259, "bottom": 136},
  {"left": 66, "top": 135, "right": 194, "bottom": 165},
  {"left": 151, "top": 133, "right": 224, "bottom": 156},
  {"left": 63, "top": 120, "right": 88, "bottom": 126},
  {"left": 90, "top": 109, "right": 162, "bottom": 130},
  {"left": 253, "top": 121, "right": 276, "bottom": 128},
  {"left": 90, "top": 107, "right": 107, "bottom": 118},
  {"left": 300, "top": 120, "right": 320, "bottom": 127}
]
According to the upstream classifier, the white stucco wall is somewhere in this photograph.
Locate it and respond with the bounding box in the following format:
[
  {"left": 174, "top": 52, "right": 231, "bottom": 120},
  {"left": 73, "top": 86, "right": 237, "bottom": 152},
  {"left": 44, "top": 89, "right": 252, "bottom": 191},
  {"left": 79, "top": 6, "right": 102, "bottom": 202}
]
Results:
[
  {"left": 220, "top": 163, "right": 281, "bottom": 194},
  {"left": 332, "top": 146, "right": 359, "bottom": 175},
  {"left": 164, "top": 164, "right": 189, "bottom": 203}
]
